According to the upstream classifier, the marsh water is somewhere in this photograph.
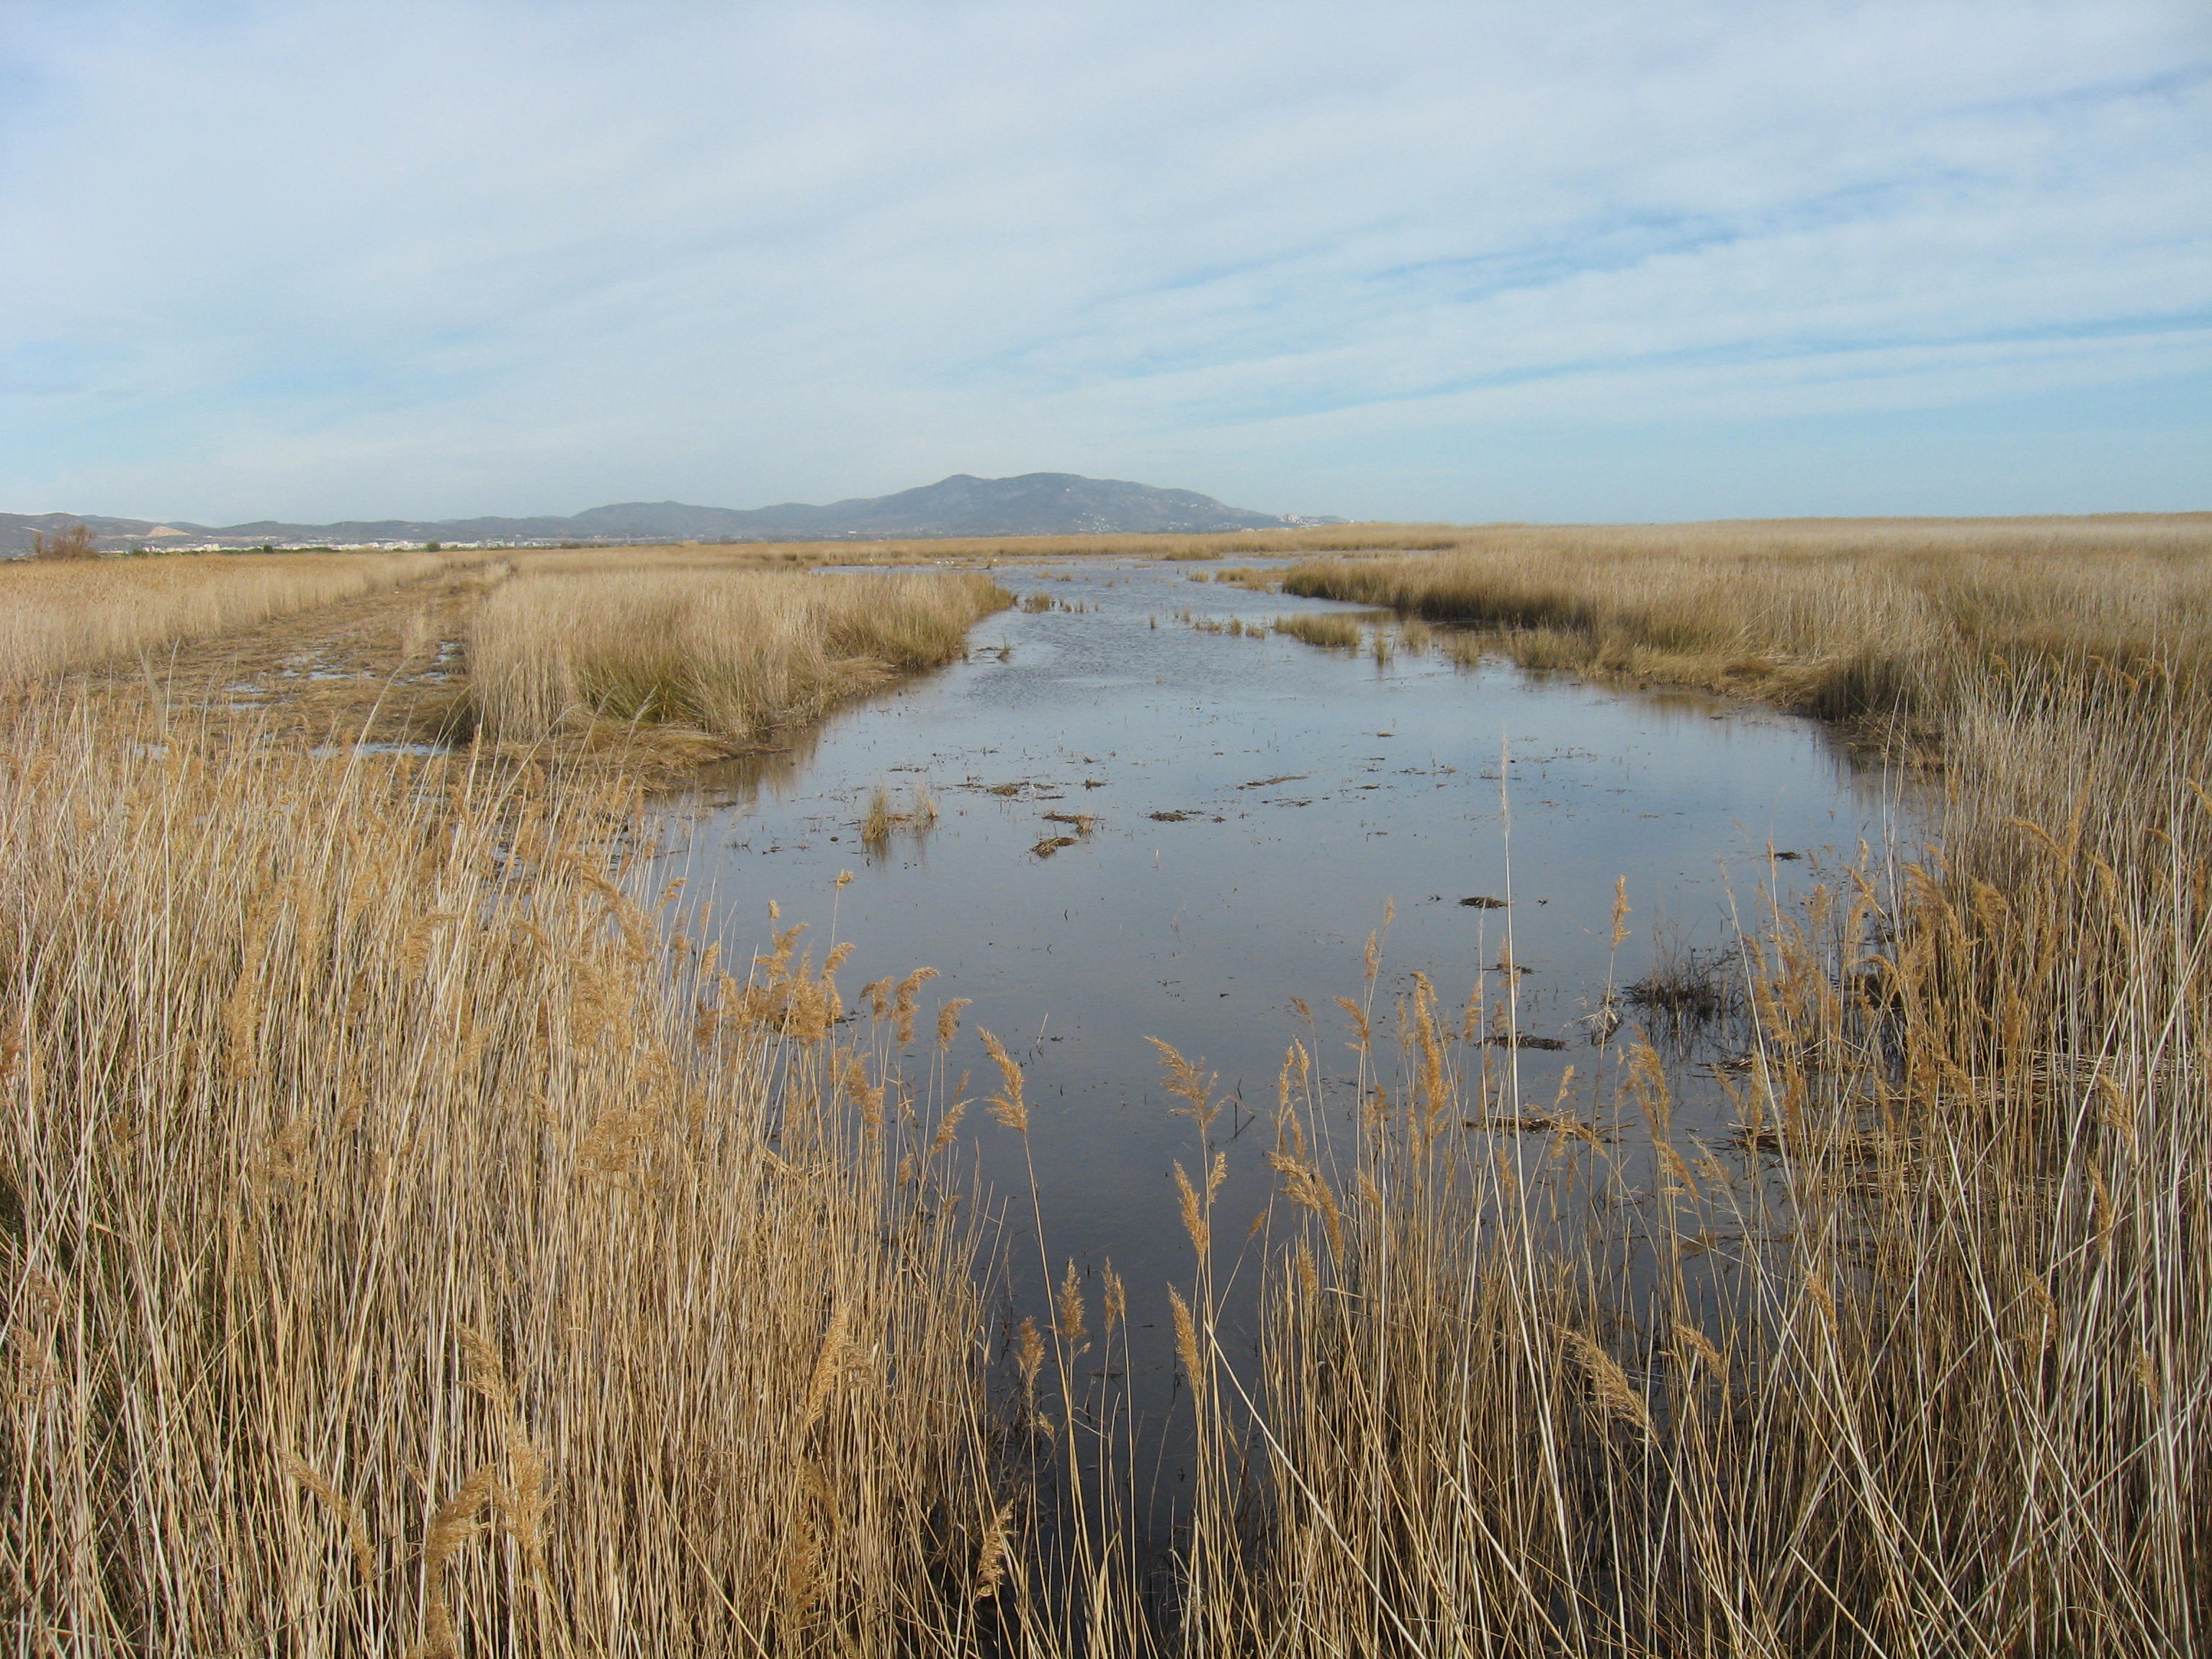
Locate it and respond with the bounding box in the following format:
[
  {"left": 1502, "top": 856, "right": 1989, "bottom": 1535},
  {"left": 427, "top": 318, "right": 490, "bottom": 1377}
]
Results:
[{"left": 659, "top": 556, "right": 1898, "bottom": 1502}]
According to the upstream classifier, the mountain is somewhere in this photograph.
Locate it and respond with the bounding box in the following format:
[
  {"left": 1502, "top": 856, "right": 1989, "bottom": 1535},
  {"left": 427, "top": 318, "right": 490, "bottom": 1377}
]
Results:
[
  {"left": 1, "top": 474, "right": 1339, "bottom": 553},
  {"left": 606, "top": 473, "right": 1323, "bottom": 539},
  {"left": 0, "top": 511, "right": 217, "bottom": 553}
]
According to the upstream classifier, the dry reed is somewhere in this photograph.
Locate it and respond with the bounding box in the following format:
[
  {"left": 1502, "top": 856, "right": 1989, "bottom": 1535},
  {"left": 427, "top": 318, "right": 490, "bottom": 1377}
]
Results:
[
  {"left": 467, "top": 567, "right": 1008, "bottom": 745},
  {"left": 0, "top": 712, "right": 1005, "bottom": 1653},
  {"left": 0, "top": 549, "right": 450, "bottom": 688},
  {"left": 9, "top": 519, "right": 2208, "bottom": 1654},
  {"left": 1170, "top": 660, "right": 2211, "bottom": 1653},
  {"left": 1146, "top": 520, "right": 2212, "bottom": 1655},
  {"left": 1272, "top": 613, "right": 1364, "bottom": 650},
  {"left": 1279, "top": 516, "right": 2212, "bottom": 728}
]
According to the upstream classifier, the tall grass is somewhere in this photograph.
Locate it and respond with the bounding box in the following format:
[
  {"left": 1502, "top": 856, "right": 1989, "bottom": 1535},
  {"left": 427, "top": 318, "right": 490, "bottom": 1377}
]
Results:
[
  {"left": 1280, "top": 517, "right": 2212, "bottom": 725},
  {"left": 467, "top": 567, "right": 1009, "bottom": 743},
  {"left": 0, "top": 550, "right": 449, "bottom": 688},
  {"left": 1153, "top": 714, "right": 2209, "bottom": 1650},
  {"left": 0, "top": 719, "right": 1004, "bottom": 1652},
  {"left": 6, "top": 524, "right": 2206, "bottom": 1653},
  {"left": 1148, "top": 526, "right": 2212, "bottom": 1654}
]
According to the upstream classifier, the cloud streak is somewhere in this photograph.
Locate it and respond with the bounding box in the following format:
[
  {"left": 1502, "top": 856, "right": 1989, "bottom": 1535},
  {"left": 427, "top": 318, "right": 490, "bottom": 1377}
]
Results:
[{"left": 1, "top": 0, "right": 2206, "bottom": 521}]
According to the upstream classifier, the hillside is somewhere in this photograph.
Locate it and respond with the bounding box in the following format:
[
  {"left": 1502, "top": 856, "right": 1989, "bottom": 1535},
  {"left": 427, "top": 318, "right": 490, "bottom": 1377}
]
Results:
[{"left": 1, "top": 473, "right": 1337, "bottom": 552}]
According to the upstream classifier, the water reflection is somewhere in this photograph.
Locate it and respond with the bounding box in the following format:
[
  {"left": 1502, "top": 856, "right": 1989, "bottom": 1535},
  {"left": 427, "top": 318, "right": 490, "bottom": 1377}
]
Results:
[{"left": 655, "top": 555, "right": 1905, "bottom": 1516}]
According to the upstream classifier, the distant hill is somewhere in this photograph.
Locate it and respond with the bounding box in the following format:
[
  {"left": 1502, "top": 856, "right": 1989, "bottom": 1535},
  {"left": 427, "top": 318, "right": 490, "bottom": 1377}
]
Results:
[
  {"left": 1, "top": 474, "right": 1341, "bottom": 553},
  {"left": 0, "top": 511, "right": 217, "bottom": 553}
]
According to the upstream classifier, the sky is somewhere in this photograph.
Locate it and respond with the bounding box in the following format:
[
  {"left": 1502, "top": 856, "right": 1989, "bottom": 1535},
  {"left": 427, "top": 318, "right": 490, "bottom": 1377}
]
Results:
[{"left": 1, "top": 0, "right": 2206, "bottom": 525}]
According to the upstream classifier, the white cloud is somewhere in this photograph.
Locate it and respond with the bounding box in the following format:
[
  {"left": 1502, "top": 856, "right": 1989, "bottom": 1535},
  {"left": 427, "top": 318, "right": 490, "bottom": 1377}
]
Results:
[{"left": 0, "top": 0, "right": 2204, "bottom": 521}]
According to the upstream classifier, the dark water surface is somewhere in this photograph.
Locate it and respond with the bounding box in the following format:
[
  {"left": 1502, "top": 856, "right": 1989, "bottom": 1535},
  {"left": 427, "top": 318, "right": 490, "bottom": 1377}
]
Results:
[{"left": 657, "top": 557, "right": 1898, "bottom": 1483}]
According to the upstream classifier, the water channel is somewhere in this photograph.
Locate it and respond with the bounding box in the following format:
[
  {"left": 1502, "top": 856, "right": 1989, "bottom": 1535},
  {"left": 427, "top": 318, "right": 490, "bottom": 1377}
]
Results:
[{"left": 657, "top": 554, "right": 1902, "bottom": 1512}]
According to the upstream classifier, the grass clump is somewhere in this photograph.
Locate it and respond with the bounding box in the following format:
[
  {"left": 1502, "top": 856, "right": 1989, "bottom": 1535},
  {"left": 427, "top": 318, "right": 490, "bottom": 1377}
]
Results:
[
  {"left": 467, "top": 567, "right": 1010, "bottom": 747},
  {"left": 1272, "top": 611, "right": 1363, "bottom": 649},
  {"left": 860, "top": 778, "right": 939, "bottom": 850},
  {"left": 1621, "top": 935, "right": 1745, "bottom": 1048}
]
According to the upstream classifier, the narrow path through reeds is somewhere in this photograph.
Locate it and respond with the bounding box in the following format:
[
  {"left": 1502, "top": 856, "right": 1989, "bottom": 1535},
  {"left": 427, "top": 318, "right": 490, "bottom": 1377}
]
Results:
[{"left": 0, "top": 548, "right": 455, "bottom": 689}]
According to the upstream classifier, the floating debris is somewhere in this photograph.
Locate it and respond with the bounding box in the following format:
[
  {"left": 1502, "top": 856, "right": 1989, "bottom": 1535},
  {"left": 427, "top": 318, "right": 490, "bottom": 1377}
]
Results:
[{"left": 1466, "top": 1114, "right": 1563, "bottom": 1134}]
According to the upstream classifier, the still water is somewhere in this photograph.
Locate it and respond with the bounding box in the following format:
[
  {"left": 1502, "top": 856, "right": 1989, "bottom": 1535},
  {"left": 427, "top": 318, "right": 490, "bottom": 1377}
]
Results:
[{"left": 659, "top": 556, "right": 1898, "bottom": 1473}]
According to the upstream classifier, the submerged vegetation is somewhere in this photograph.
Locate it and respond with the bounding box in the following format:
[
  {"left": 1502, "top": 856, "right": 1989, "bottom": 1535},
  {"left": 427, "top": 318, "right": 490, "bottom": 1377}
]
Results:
[
  {"left": 861, "top": 778, "right": 941, "bottom": 850},
  {"left": 3, "top": 517, "right": 2207, "bottom": 1652}
]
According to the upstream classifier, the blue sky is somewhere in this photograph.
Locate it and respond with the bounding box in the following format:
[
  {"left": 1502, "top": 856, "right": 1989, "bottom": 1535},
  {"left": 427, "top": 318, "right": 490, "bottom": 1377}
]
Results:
[{"left": 1, "top": 0, "right": 2206, "bottom": 524}]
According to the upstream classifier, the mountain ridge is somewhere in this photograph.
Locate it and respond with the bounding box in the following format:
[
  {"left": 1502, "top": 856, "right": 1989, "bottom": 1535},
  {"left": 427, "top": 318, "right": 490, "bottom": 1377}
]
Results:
[{"left": 0, "top": 472, "right": 1341, "bottom": 553}]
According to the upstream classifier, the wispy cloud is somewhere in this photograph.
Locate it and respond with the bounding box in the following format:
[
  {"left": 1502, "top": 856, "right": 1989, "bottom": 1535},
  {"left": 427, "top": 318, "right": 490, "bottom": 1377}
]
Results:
[{"left": 1, "top": 0, "right": 2205, "bottom": 521}]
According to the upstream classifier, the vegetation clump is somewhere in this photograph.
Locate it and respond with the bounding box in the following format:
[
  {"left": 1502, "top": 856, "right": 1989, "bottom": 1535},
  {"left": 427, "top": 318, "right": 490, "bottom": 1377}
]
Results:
[
  {"left": 30, "top": 522, "right": 97, "bottom": 560},
  {"left": 1272, "top": 611, "right": 1363, "bottom": 649},
  {"left": 466, "top": 567, "right": 1010, "bottom": 747}
]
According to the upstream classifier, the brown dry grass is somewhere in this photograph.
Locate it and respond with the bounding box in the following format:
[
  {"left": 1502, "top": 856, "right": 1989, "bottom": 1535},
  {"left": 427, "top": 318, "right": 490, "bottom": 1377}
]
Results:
[
  {"left": 1120, "top": 514, "right": 2212, "bottom": 1655},
  {"left": 1278, "top": 514, "right": 2212, "bottom": 727},
  {"left": 0, "top": 549, "right": 1035, "bottom": 1652},
  {"left": 0, "top": 716, "right": 1004, "bottom": 1652},
  {"left": 1155, "top": 651, "right": 2212, "bottom": 1653},
  {"left": 465, "top": 567, "right": 1010, "bottom": 750},
  {"left": 6, "top": 516, "right": 2207, "bottom": 1653},
  {"left": 1271, "top": 612, "right": 1364, "bottom": 649},
  {"left": 39, "top": 554, "right": 1010, "bottom": 783},
  {"left": 0, "top": 549, "right": 453, "bottom": 688}
]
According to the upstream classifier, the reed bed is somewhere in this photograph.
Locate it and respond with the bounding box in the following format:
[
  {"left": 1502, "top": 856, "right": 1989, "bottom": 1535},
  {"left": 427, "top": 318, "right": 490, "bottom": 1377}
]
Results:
[
  {"left": 0, "top": 716, "right": 1007, "bottom": 1653},
  {"left": 594, "top": 515, "right": 2208, "bottom": 573},
  {"left": 1280, "top": 516, "right": 2212, "bottom": 727},
  {"left": 7, "top": 522, "right": 2207, "bottom": 1653},
  {"left": 1224, "top": 677, "right": 2201, "bottom": 1655},
  {"left": 467, "top": 567, "right": 1009, "bottom": 744},
  {"left": 0, "top": 550, "right": 448, "bottom": 688},
  {"left": 1158, "top": 796, "right": 2210, "bottom": 1652},
  {"left": 1130, "top": 529, "right": 2212, "bottom": 1654}
]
